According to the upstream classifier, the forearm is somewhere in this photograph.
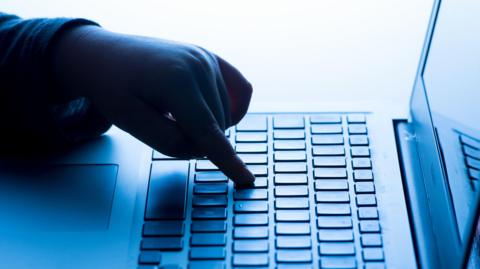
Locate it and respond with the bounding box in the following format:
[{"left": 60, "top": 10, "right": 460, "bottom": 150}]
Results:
[{"left": 0, "top": 13, "right": 111, "bottom": 154}]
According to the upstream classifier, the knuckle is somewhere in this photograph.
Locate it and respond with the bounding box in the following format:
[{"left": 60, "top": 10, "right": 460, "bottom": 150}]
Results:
[
  {"left": 158, "top": 61, "right": 195, "bottom": 89},
  {"left": 245, "top": 81, "right": 253, "bottom": 96},
  {"left": 186, "top": 46, "right": 214, "bottom": 72}
]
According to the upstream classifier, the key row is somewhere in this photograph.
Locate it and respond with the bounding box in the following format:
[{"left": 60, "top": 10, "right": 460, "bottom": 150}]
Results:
[
  {"left": 236, "top": 114, "right": 367, "bottom": 132},
  {"left": 195, "top": 153, "right": 370, "bottom": 173},
  {"left": 192, "top": 168, "right": 373, "bottom": 183},
  {"left": 229, "top": 243, "right": 380, "bottom": 266}
]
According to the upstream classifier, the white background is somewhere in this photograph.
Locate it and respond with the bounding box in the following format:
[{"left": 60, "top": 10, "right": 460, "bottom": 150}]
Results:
[{"left": 3, "top": 0, "right": 433, "bottom": 112}]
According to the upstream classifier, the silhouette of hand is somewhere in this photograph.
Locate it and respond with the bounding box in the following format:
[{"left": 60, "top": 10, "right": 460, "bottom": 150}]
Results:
[{"left": 53, "top": 26, "right": 254, "bottom": 186}]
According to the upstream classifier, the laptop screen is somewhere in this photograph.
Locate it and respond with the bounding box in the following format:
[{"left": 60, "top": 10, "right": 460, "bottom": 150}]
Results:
[
  {"left": 423, "top": 0, "right": 480, "bottom": 242},
  {"left": 417, "top": 0, "right": 480, "bottom": 267}
]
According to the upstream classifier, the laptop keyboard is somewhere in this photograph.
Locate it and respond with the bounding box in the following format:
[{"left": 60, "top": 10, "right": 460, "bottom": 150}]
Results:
[
  {"left": 139, "top": 113, "right": 385, "bottom": 269},
  {"left": 460, "top": 134, "right": 480, "bottom": 181}
]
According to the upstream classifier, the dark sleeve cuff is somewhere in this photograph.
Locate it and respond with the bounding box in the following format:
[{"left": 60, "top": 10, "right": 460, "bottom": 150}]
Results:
[{"left": 0, "top": 14, "right": 112, "bottom": 154}]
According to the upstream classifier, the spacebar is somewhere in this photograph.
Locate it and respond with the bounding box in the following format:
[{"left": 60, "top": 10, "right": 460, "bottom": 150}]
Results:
[{"left": 145, "top": 161, "right": 190, "bottom": 220}]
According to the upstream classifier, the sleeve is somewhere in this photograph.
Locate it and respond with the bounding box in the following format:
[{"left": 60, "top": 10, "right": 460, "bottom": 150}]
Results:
[{"left": 0, "top": 13, "right": 112, "bottom": 155}]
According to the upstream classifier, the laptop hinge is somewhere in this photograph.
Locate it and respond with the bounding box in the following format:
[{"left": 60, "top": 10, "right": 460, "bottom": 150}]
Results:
[{"left": 394, "top": 120, "right": 440, "bottom": 269}]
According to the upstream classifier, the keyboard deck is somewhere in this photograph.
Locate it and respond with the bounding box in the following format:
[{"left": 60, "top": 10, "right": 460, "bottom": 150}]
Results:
[{"left": 138, "top": 113, "right": 385, "bottom": 269}]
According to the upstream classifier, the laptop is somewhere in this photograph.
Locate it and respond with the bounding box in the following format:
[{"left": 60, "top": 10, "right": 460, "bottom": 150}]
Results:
[{"left": 0, "top": 0, "right": 479, "bottom": 268}]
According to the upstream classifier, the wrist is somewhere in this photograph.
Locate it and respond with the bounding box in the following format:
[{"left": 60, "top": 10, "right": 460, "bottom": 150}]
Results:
[{"left": 52, "top": 25, "right": 105, "bottom": 101}]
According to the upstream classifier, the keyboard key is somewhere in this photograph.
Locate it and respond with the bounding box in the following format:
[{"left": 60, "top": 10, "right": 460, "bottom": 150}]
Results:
[
  {"left": 195, "top": 171, "right": 227, "bottom": 183},
  {"left": 361, "top": 234, "right": 383, "bottom": 247},
  {"left": 234, "top": 201, "right": 268, "bottom": 213},
  {"left": 464, "top": 145, "right": 480, "bottom": 160},
  {"left": 275, "top": 197, "right": 309, "bottom": 209},
  {"left": 356, "top": 194, "right": 377, "bottom": 206},
  {"left": 196, "top": 160, "right": 219, "bottom": 171},
  {"left": 354, "top": 170, "right": 374, "bottom": 181},
  {"left": 189, "top": 247, "right": 226, "bottom": 260},
  {"left": 276, "top": 223, "right": 311, "bottom": 235},
  {"left": 276, "top": 236, "right": 312, "bottom": 249},
  {"left": 348, "top": 124, "right": 367, "bottom": 134},
  {"left": 311, "top": 125, "right": 343, "bottom": 134},
  {"left": 190, "top": 233, "right": 226, "bottom": 246},
  {"left": 138, "top": 251, "right": 162, "bottom": 264},
  {"left": 238, "top": 154, "right": 268, "bottom": 164},
  {"left": 467, "top": 157, "right": 480, "bottom": 170},
  {"left": 469, "top": 168, "right": 480, "bottom": 180},
  {"left": 276, "top": 264, "right": 312, "bottom": 269},
  {"left": 141, "top": 237, "right": 183, "bottom": 250},
  {"left": 358, "top": 207, "right": 379, "bottom": 220},
  {"left": 313, "top": 157, "right": 346, "bottom": 167},
  {"left": 359, "top": 220, "right": 381, "bottom": 233},
  {"left": 320, "top": 256, "right": 357, "bottom": 269},
  {"left": 236, "top": 115, "right": 267, "bottom": 132},
  {"left": 234, "top": 213, "right": 269, "bottom": 226},
  {"left": 191, "top": 221, "right": 227, "bottom": 233},
  {"left": 159, "top": 265, "right": 181, "bottom": 269},
  {"left": 146, "top": 161, "right": 189, "bottom": 220},
  {"left": 363, "top": 248, "right": 384, "bottom": 261},
  {"left": 194, "top": 183, "right": 228, "bottom": 195},
  {"left": 234, "top": 227, "right": 269, "bottom": 239},
  {"left": 275, "top": 162, "right": 308, "bottom": 173},
  {"left": 233, "top": 240, "right": 269, "bottom": 252},
  {"left": 319, "top": 242, "right": 355, "bottom": 255},
  {"left": 347, "top": 114, "right": 366, "bottom": 123},
  {"left": 276, "top": 210, "right": 310, "bottom": 222},
  {"left": 355, "top": 182, "right": 375, "bottom": 194},
  {"left": 189, "top": 261, "right": 225, "bottom": 269},
  {"left": 317, "top": 216, "right": 352, "bottom": 229},
  {"left": 275, "top": 151, "right": 307, "bottom": 162},
  {"left": 349, "top": 135, "right": 369, "bottom": 146},
  {"left": 318, "top": 229, "right": 354, "bottom": 242},
  {"left": 460, "top": 135, "right": 480, "bottom": 149},
  {"left": 236, "top": 143, "right": 268, "bottom": 153},
  {"left": 314, "top": 168, "right": 347, "bottom": 179},
  {"left": 364, "top": 263, "right": 386, "bottom": 269},
  {"left": 274, "top": 140, "right": 306, "bottom": 150},
  {"left": 351, "top": 146, "right": 370, "bottom": 157},
  {"left": 252, "top": 177, "right": 268, "bottom": 188},
  {"left": 275, "top": 174, "right": 308, "bottom": 185},
  {"left": 191, "top": 207, "right": 227, "bottom": 219},
  {"left": 276, "top": 250, "right": 312, "bottom": 263},
  {"left": 143, "top": 221, "right": 185, "bottom": 236},
  {"left": 232, "top": 254, "right": 269, "bottom": 266},
  {"left": 247, "top": 165, "right": 268, "bottom": 176},
  {"left": 315, "top": 191, "right": 350, "bottom": 203},
  {"left": 352, "top": 158, "right": 372, "bottom": 169},
  {"left": 315, "top": 180, "right": 348, "bottom": 191},
  {"left": 274, "top": 115, "right": 305, "bottom": 129},
  {"left": 234, "top": 189, "right": 268, "bottom": 200},
  {"left": 311, "top": 135, "right": 344, "bottom": 145},
  {"left": 316, "top": 204, "right": 351, "bottom": 216},
  {"left": 310, "top": 115, "right": 342, "bottom": 124},
  {"left": 312, "top": 146, "right": 345, "bottom": 156},
  {"left": 275, "top": 186, "right": 309, "bottom": 197},
  {"left": 192, "top": 195, "right": 227, "bottom": 207},
  {"left": 236, "top": 132, "right": 268, "bottom": 142},
  {"left": 274, "top": 130, "right": 306, "bottom": 140}
]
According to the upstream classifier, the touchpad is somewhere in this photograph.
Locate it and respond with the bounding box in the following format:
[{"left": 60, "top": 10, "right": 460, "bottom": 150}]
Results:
[{"left": 0, "top": 164, "right": 118, "bottom": 231}]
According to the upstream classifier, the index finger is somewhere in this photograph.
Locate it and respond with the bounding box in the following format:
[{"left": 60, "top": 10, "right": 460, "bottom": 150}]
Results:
[{"left": 165, "top": 82, "right": 255, "bottom": 186}]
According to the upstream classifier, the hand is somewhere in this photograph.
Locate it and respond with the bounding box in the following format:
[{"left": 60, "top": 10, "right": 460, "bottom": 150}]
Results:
[{"left": 52, "top": 26, "right": 254, "bottom": 186}]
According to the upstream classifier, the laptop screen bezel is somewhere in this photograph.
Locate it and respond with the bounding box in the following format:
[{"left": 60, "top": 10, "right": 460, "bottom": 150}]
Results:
[{"left": 410, "top": 0, "right": 480, "bottom": 267}]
